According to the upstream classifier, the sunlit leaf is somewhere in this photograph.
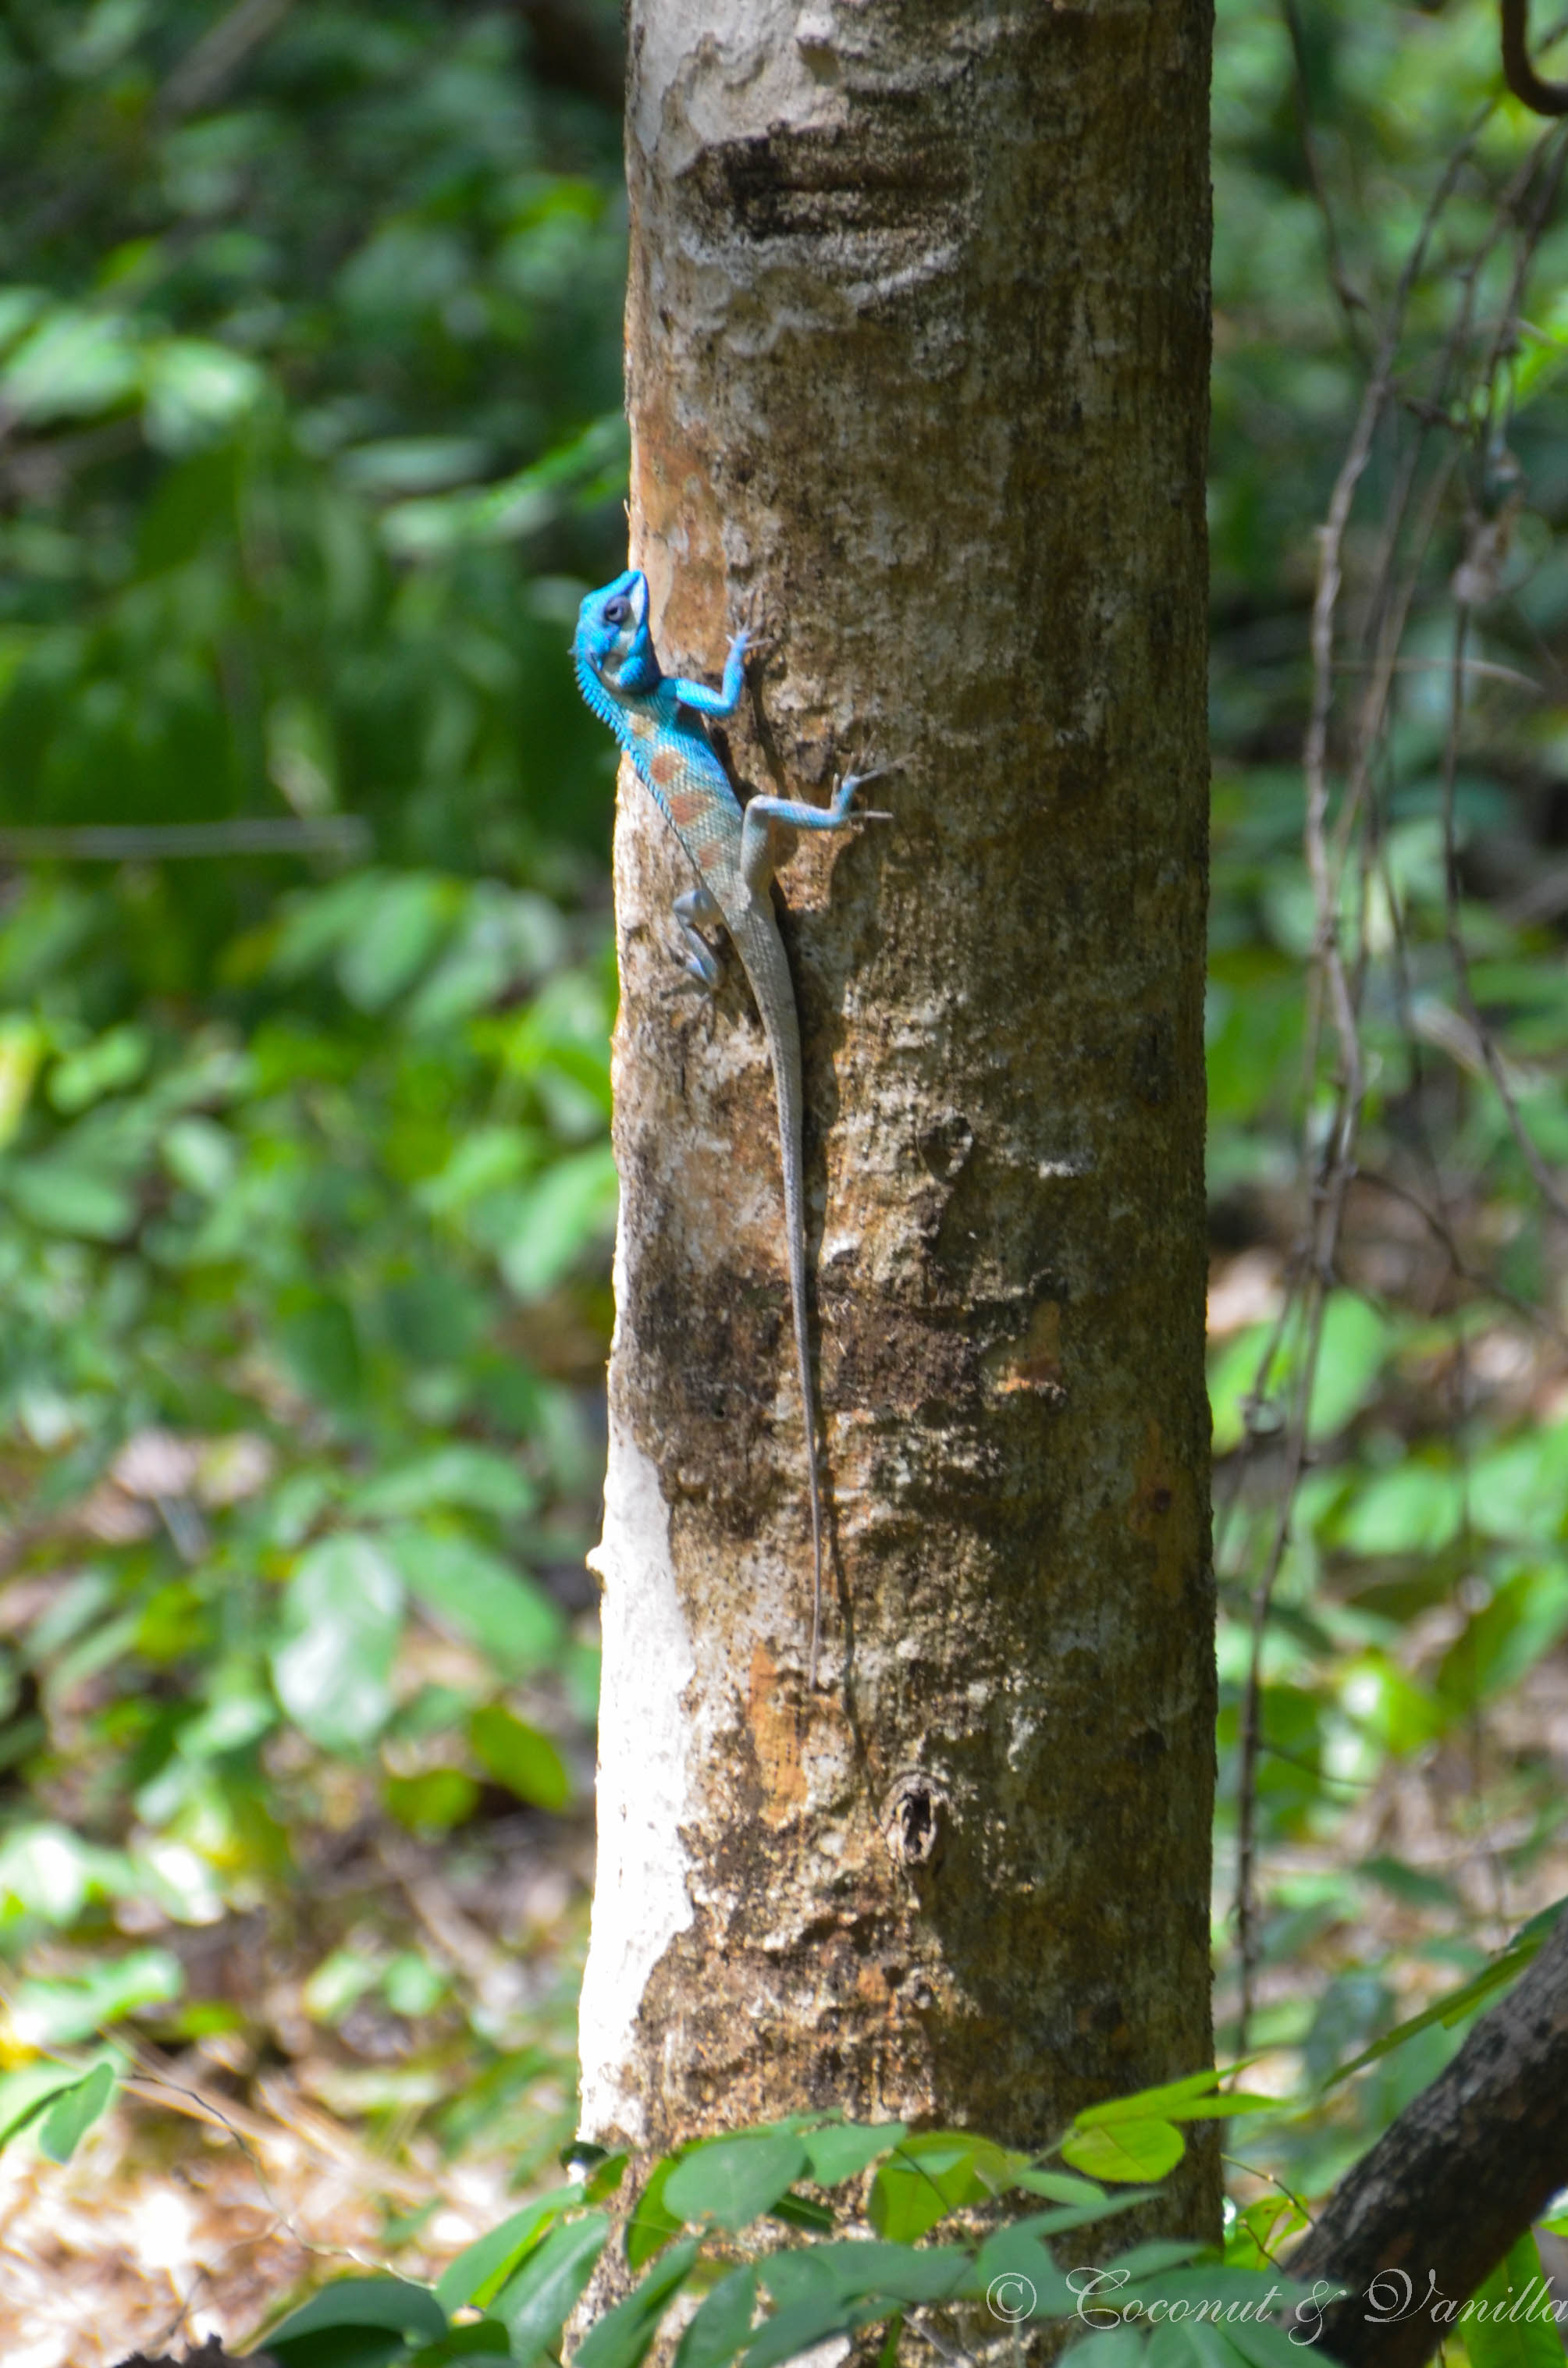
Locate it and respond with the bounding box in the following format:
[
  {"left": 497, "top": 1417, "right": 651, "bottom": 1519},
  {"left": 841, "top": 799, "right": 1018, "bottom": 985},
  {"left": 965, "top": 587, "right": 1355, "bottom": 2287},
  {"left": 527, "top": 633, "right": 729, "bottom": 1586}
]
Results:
[
  {"left": 262, "top": 2276, "right": 446, "bottom": 2353},
  {"left": 1458, "top": 2235, "right": 1563, "bottom": 2368},
  {"left": 1060, "top": 2117, "right": 1186, "bottom": 2184},
  {"left": 627, "top": 2155, "right": 688, "bottom": 2270},
  {"left": 674, "top": 2265, "right": 758, "bottom": 2368},
  {"left": 574, "top": 2237, "right": 701, "bottom": 2368},
  {"left": 468, "top": 1703, "right": 571, "bottom": 1810},
  {"left": 663, "top": 2132, "right": 809, "bottom": 2232},
  {"left": 389, "top": 1527, "right": 563, "bottom": 1671},
  {"left": 1307, "top": 1294, "right": 1392, "bottom": 1442},
  {"left": 869, "top": 2132, "right": 1024, "bottom": 2243},
  {"left": 492, "top": 2211, "right": 610, "bottom": 2364},
  {"left": 272, "top": 1534, "right": 404, "bottom": 1751},
  {"left": 37, "top": 2060, "right": 117, "bottom": 2164},
  {"left": 801, "top": 2120, "right": 908, "bottom": 2185},
  {"left": 434, "top": 2188, "right": 585, "bottom": 2313}
]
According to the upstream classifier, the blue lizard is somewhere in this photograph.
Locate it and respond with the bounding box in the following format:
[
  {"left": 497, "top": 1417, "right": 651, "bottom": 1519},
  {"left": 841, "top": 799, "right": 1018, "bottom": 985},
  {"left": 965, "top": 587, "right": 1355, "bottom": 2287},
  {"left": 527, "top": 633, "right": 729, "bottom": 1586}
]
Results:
[{"left": 574, "top": 567, "right": 884, "bottom": 1689}]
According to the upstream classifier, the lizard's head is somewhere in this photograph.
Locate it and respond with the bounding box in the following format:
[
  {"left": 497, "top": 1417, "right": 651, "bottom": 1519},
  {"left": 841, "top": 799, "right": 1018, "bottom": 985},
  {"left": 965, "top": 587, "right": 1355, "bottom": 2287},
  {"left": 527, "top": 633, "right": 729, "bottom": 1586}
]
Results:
[{"left": 575, "top": 569, "right": 660, "bottom": 696}]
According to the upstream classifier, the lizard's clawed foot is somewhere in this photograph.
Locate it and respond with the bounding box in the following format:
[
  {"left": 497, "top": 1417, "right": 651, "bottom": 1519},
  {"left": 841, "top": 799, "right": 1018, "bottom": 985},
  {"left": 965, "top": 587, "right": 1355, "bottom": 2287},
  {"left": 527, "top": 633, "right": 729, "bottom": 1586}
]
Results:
[
  {"left": 732, "top": 589, "right": 776, "bottom": 666},
  {"left": 834, "top": 755, "right": 902, "bottom": 823}
]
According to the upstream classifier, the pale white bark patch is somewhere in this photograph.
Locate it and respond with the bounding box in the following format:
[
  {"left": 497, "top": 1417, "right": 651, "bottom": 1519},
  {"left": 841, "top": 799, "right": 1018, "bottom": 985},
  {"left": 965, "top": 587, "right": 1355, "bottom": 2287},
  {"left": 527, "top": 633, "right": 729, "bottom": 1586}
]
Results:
[
  {"left": 578, "top": 1410, "right": 696, "bottom": 2145},
  {"left": 632, "top": 0, "right": 842, "bottom": 175}
]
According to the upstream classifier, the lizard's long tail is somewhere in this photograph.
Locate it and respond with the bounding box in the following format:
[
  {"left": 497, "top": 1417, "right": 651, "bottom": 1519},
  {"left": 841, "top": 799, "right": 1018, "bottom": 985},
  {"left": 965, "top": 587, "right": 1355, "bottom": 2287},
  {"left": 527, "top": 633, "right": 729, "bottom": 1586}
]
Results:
[{"left": 731, "top": 906, "right": 824, "bottom": 1691}]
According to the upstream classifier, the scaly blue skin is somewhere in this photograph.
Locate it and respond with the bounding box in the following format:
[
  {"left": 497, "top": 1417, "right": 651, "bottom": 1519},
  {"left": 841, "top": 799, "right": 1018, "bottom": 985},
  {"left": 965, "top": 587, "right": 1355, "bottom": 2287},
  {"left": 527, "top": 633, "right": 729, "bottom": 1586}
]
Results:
[{"left": 574, "top": 567, "right": 880, "bottom": 1689}]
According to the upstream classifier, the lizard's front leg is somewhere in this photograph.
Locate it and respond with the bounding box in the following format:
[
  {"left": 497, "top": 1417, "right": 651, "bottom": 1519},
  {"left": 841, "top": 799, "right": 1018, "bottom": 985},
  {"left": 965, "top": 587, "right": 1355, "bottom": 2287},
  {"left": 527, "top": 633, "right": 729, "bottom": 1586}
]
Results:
[
  {"left": 668, "top": 626, "right": 751, "bottom": 721},
  {"left": 738, "top": 770, "right": 891, "bottom": 898},
  {"left": 671, "top": 883, "right": 727, "bottom": 998}
]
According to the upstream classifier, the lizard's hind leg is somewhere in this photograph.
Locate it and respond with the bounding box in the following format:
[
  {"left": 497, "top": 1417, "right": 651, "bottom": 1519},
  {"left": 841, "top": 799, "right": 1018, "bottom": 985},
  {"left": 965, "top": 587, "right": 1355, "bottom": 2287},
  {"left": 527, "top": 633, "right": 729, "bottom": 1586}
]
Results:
[
  {"left": 671, "top": 884, "right": 726, "bottom": 1003},
  {"left": 738, "top": 770, "right": 893, "bottom": 898}
]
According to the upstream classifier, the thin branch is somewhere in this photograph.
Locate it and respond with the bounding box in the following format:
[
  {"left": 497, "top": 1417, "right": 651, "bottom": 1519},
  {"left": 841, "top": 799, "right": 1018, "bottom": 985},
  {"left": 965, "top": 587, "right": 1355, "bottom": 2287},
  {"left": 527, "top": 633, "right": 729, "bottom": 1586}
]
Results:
[
  {"left": 1501, "top": 0, "right": 1568, "bottom": 116},
  {"left": 0, "top": 817, "right": 368, "bottom": 862}
]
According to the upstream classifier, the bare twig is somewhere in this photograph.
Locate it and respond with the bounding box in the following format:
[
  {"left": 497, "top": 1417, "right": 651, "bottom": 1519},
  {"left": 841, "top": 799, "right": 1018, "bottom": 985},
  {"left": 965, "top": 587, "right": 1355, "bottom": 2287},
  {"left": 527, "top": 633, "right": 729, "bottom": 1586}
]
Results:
[
  {"left": 1501, "top": 0, "right": 1568, "bottom": 116},
  {"left": 0, "top": 817, "right": 368, "bottom": 862}
]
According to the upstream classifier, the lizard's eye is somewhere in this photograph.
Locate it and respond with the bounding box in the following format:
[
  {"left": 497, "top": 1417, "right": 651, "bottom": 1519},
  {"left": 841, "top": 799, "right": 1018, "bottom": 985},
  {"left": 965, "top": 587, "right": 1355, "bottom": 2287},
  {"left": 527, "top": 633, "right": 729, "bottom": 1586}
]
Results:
[{"left": 603, "top": 596, "right": 631, "bottom": 626}]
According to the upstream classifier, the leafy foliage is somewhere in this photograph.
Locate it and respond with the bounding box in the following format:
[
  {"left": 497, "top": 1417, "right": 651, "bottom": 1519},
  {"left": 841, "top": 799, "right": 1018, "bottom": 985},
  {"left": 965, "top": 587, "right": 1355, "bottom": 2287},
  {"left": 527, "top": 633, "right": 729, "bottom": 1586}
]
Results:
[
  {"left": 0, "top": 0, "right": 626, "bottom": 2189},
  {"left": 244, "top": 2089, "right": 1337, "bottom": 2368}
]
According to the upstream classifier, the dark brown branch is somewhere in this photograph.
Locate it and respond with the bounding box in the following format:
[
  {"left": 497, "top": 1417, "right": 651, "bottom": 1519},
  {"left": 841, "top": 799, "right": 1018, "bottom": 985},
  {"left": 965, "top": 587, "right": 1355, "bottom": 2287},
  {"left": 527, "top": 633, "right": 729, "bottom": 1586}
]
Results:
[
  {"left": 1285, "top": 1904, "right": 1568, "bottom": 2368},
  {"left": 1502, "top": 0, "right": 1568, "bottom": 115}
]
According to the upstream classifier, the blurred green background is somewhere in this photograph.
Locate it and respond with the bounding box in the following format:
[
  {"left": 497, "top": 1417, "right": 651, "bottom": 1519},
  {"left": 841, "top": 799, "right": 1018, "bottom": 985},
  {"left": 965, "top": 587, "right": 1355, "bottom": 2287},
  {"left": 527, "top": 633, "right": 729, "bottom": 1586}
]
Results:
[{"left": 2, "top": 0, "right": 1568, "bottom": 2333}]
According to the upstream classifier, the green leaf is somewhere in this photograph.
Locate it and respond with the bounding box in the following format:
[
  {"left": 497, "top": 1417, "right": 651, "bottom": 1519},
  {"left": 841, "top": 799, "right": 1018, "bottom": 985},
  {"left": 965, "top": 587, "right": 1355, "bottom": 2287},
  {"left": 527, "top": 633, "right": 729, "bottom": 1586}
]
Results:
[
  {"left": 1334, "top": 1462, "right": 1465, "bottom": 1559},
  {"left": 277, "top": 1295, "right": 364, "bottom": 1413},
  {"left": 2, "top": 308, "right": 142, "bottom": 422},
  {"left": 14, "top": 1947, "right": 183, "bottom": 2045},
  {"left": 492, "top": 2211, "right": 609, "bottom": 2366},
  {"left": 37, "top": 2060, "right": 116, "bottom": 2164},
  {"left": 0, "top": 2064, "right": 104, "bottom": 2154},
  {"left": 434, "top": 2188, "right": 585, "bottom": 2314},
  {"left": 1464, "top": 2234, "right": 1564, "bottom": 2367},
  {"left": 336, "top": 873, "right": 458, "bottom": 1012},
  {"left": 742, "top": 2295, "right": 886, "bottom": 2368},
  {"left": 967, "top": 2220, "right": 1078, "bottom": 2316},
  {"left": 1224, "top": 2195, "right": 1307, "bottom": 2270},
  {"left": 1061, "top": 2331, "right": 1147, "bottom": 2367},
  {"left": 763, "top": 2243, "right": 972, "bottom": 2312},
  {"left": 142, "top": 337, "right": 265, "bottom": 453},
  {"left": 869, "top": 2132, "right": 1025, "bottom": 2242},
  {"left": 264, "top": 2277, "right": 447, "bottom": 2351},
  {"left": 6, "top": 1157, "right": 137, "bottom": 1241},
  {"left": 1307, "top": 1294, "right": 1392, "bottom": 1442},
  {"left": 48, "top": 1023, "right": 151, "bottom": 1113},
  {"left": 585, "top": 2152, "right": 630, "bottom": 2203},
  {"left": 1326, "top": 1899, "right": 1563, "bottom": 2087},
  {"left": 627, "top": 2154, "right": 687, "bottom": 2270},
  {"left": 673, "top": 2266, "right": 757, "bottom": 2368},
  {"left": 272, "top": 1534, "right": 404, "bottom": 1752},
  {"left": 468, "top": 1705, "right": 571, "bottom": 1811},
  {"left": 389, "top": 1527, "right": 563, "bottom": 1673},
  {"left": 383, "top": 1767, "right": 479, "bottom": 1835},
  {"left": 767, "top": 2191, "right": 835, "bottom": 2233},
  {"left": 1014, "top": 2169, "right": 1111, "bottom": 2206},
  {"left": 350, "top": 1446, "right": 535, "bottom": 1522},
  {"left": 1061, "top": 2117, "right": 1186, "bottom": 2183},
  {"left": 1105, "top": 2241, "right": 1207, "bottom": 2279},
  {"left": 1070, "top": 2069, "right": 1238, "bottom": 2125},
  {"left": 663, "top": 2132, "right": 810, "bottom": 2232},
  {"left": 496, "top": 1146, "right": 618, "bottom": 1302},
  {"left": 574, "top": 2238, "right": 701, "bottom": 2368},
  {"left": 1437, "top": 1564, "right": 1568, "bottom": 1708},
  {"left": 800, "top": 2121, "right": 908, "bottom": 2185},
  {"left": 1469, "top": 1428, "right": 1568, "bottom": 1541},
  {"left": 0, "top": 1014, "right": 44, "bottom": 1147},
  {"left": 996, "top": 2188, "right": 1156, "bottom": 2237},
  {"left": 407, "top": 2327, "right": 512, "bottom": 2366}
]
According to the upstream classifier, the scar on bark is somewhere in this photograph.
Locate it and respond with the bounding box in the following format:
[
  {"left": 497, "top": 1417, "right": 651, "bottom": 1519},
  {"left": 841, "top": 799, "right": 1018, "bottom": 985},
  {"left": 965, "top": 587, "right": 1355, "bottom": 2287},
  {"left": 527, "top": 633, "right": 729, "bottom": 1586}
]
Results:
[{"left": 882, "top": 1772, "right": 948, "bottom": 1872}]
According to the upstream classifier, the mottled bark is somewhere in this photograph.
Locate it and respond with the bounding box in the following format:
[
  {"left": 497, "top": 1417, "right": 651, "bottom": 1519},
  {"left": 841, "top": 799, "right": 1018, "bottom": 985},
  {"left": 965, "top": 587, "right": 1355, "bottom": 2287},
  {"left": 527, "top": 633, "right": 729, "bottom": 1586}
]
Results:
[
  {"left": 580, "top": 0, "right": 1217, "bottom": 2235},
  {"left": 1287, "top": 1910, "right": 1568, "bottom": 2368}
]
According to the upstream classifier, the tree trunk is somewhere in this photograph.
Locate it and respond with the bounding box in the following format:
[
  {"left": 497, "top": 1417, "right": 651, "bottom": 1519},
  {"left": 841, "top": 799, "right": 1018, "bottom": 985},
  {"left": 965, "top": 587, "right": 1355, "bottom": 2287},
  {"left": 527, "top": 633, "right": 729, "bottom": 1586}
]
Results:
[{"left": 579, "top": 0, "right": 1216, "bottom": 2233}]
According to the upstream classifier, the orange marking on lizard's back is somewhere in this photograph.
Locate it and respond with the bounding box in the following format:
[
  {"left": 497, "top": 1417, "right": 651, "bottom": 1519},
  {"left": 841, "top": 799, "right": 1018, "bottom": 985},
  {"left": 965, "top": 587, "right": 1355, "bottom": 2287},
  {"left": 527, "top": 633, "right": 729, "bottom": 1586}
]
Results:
[
  {"left": 648, "top": 747, "right": 678, "bottom": 786},
  {"left": 667, "top": 790, "right": 703, "bottom": 829}
]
